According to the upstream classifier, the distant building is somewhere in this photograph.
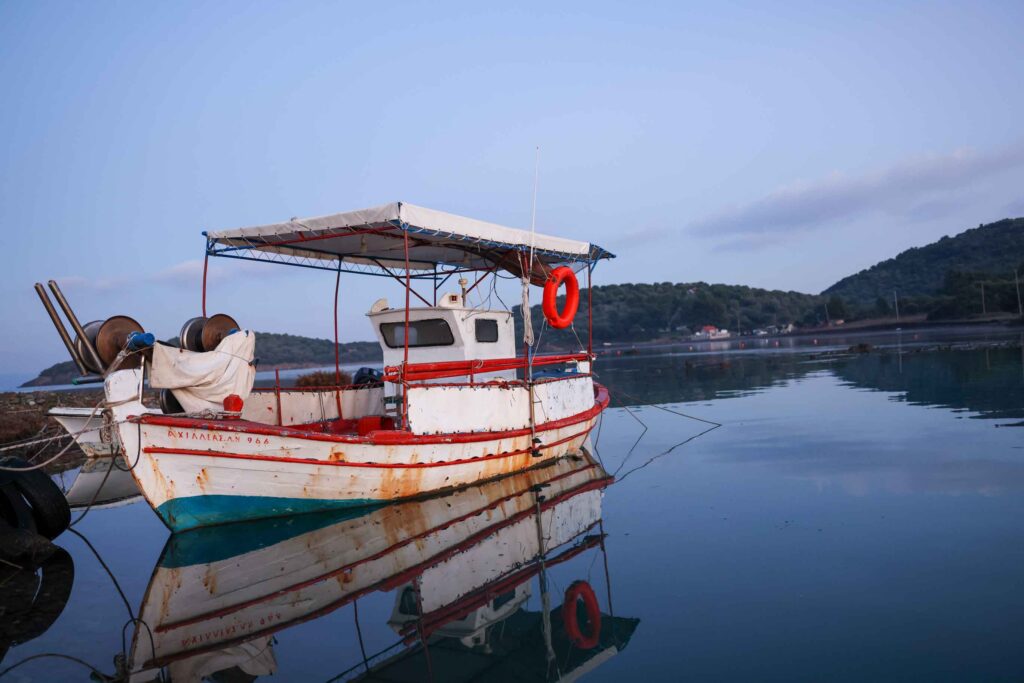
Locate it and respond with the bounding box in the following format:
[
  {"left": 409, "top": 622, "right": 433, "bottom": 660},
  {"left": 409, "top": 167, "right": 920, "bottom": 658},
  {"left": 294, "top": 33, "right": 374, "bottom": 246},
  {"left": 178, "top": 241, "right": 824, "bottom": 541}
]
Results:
[{"left": 693, "top": 325, "right": 731, "bottom": 340}]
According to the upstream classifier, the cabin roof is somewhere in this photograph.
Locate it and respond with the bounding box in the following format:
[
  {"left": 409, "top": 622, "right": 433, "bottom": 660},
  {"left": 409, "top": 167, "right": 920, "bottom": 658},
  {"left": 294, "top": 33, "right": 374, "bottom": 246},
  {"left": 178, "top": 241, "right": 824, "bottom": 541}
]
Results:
[{"left": 205, "top": 202, "right": 613, "bottom": 281}]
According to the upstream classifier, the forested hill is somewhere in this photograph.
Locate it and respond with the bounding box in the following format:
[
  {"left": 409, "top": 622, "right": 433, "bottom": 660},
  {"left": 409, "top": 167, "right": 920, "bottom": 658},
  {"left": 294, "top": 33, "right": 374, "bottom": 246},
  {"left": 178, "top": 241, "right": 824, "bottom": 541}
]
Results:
[
  {"left": 824, "top": 217, "right": 1024, "bottom": 306},
  {"left": 20, "top": 333, "right": 382, "bottom": 387},
  {"left": 21, "top": 217, "right": 1024, "bottom": 386},
  {"left": 516, "top": 282, "right": 824, "bottom": 345}
]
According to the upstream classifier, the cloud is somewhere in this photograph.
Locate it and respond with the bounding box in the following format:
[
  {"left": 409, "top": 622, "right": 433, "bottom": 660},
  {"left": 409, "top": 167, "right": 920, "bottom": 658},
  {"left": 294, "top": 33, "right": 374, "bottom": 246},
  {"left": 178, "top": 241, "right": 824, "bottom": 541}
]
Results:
[
  {"left": 149, "top": 259, "right": 206, "bottom": 286},
  {"left": 689, "top": 141, "right": 1024, "bottom": 239},
  {"left": 55, "top": 256, "right": 296, "bottom": 293}
]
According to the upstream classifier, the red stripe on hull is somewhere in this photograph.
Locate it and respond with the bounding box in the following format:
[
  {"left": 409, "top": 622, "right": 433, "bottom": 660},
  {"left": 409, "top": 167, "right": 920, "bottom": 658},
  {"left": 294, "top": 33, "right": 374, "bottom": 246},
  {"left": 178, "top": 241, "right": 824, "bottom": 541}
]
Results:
[
  {"left": 137, "top": 384, "right": 610, "bottom": 447},
  {"left": 143, "top": 425, "right": 594, "bottom": 469}
]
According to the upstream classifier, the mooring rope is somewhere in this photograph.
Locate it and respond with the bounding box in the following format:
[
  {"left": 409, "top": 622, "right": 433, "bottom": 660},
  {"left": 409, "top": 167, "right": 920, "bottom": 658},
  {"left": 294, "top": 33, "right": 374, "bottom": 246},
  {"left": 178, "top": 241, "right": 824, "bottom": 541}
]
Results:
[
  {"left": 591, "top": 381, "right": 723, "bottom": 481},
  {"left": 0, "top": 653, "right": 112, "bottom": 680}
]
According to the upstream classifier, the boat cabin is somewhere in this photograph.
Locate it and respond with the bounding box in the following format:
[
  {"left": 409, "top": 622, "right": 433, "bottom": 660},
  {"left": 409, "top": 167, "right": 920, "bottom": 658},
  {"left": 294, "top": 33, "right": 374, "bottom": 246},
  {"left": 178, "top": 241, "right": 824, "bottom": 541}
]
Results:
[{"left": 368, "top": 294, "right": 516, "bottom": 376}]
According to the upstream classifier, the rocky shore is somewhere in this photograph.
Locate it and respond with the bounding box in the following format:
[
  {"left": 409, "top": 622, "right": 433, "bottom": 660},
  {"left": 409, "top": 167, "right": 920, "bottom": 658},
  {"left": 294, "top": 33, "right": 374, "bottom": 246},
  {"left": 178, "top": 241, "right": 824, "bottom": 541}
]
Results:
[{"left": 0, "top": 389, "right": 157, "bottom": 472}]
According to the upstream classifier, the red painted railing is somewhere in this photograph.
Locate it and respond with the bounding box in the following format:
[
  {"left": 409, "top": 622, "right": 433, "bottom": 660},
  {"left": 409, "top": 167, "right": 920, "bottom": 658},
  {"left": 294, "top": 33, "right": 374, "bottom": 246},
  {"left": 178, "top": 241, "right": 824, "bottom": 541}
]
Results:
[{"left": 382, "top": 352, "right": 590, "bottom": 383}]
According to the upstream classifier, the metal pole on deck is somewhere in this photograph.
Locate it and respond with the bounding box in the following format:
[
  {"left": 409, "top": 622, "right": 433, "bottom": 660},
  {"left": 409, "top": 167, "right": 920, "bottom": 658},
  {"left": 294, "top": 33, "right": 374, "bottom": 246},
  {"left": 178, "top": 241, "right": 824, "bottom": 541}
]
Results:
[
  {"left": 403, "top": 229, "right": 411, "bottom": 430},
  {"left": 334, "top": 263, "right": 343, "bottom": 420},
  {"left": 526, "top": 148, "right": 541, "bottom": 457},
  {"left": 201, "top": 251, "right": 209, "bottom": 318},
  {"left": 34, "top": 283, "right": 88, "bottom": 375},
  {"left": 274, "top": 368, "right": 283, "bottom": 426},
  {"left": 587, "top": 263, "right": 593, "bottom": 358},
  {"left": 47, "top": 280, "right": 105, "bottom": 373}
]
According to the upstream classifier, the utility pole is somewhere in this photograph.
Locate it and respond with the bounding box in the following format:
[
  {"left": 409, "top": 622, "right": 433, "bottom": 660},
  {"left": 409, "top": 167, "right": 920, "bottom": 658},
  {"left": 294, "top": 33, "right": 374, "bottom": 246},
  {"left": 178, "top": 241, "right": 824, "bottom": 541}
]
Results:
[
  {"left": 981, "top": 281, "right": 987, "bottom": 315},
  {"left": 1016, "top": 268, "right": 1022, "bottom": 318},
  {"left": 893, "top": 290, "right": 900, "bottom": 322},
  {"left": 824, "top": 302, "right": 830, "bottom": 325}
]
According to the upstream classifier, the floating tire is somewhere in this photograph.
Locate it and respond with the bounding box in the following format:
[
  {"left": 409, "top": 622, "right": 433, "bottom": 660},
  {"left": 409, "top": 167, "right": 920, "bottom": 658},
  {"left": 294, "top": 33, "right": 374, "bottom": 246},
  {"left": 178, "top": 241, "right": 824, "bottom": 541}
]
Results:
[
  {"left": 1, "top": 458, "right": 71, "bottom": 540},
  {"left": 0, "top": 483, "right": 37, "bottom": 534},
  {"left": 0, "top": 547, "right": 74, "bottom": 648}
]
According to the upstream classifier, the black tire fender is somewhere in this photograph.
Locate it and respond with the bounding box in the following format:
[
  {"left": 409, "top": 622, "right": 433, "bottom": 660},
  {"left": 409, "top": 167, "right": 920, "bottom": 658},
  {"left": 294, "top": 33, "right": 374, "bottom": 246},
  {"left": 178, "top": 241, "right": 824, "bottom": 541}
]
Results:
[
  {"left": 0, "top": 483, "right": 37, "bottom": 534},
  {"left": 0, "top": 547, "right": 75, "bottom": 646},
  {"left": 0, "top": 458, "right": 71, "bottom": 540}
]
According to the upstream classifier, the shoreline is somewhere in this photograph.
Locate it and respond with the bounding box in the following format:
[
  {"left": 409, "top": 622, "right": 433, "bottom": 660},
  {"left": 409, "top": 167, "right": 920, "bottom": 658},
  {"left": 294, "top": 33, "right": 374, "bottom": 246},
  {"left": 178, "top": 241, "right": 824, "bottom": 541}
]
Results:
[
  {"left": 591, "top": 320, "right": 1024, "bottom": 356},
  {"left": 3, "top": 328, "right": 1020, "bottom": 453}
]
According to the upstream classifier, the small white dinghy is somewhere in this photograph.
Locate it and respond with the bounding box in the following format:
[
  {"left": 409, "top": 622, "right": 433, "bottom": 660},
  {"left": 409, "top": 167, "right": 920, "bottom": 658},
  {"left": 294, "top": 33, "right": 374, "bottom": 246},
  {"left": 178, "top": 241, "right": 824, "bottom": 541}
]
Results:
[{"left": 105, "top": 203, "right": 614, "bottom": 531}]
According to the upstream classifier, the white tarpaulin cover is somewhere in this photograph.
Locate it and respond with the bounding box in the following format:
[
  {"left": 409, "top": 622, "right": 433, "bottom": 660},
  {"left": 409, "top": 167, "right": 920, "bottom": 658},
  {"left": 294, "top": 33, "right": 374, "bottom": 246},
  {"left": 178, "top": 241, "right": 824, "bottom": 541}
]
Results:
[
  {"left": 205, "top": 202, "right": 613, "bottom": 278},
  {"left": 150, "top": 331, "right": 256, "bottom": 414}
]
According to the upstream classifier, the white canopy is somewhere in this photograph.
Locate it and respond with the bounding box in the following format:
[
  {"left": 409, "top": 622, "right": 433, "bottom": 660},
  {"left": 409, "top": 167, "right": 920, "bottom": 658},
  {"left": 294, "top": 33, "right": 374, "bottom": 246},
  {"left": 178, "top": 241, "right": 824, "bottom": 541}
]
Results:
[{"left": 206, "top": 202, "right": 613, "bottom": 280}]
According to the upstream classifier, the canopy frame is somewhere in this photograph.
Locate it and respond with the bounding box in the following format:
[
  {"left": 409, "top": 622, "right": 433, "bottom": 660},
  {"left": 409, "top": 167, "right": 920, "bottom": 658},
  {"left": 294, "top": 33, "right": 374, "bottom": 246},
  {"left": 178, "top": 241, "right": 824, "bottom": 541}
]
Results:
[
  {"left": 203, "top": 202, "right": 614, "bottom": 280},
  {"left": 199, "top": 203, "right": 612, "bottom": 432}
]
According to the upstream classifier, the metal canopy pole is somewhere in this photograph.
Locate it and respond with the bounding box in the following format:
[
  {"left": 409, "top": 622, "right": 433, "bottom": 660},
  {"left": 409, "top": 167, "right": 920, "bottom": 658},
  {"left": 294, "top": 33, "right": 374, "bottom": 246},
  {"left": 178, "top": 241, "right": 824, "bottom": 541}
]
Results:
[
  {"left": 402, "top": 229, "right": 412, "bottom": 430},
  {"left": 201, "top": 250, "right": 209, "bottom": 317},
  {"left": 334, "top": 262, "right": 343, "bottom": 420},
  {"left": 587, "top": 262, "right": 594, "bottom": 358}
]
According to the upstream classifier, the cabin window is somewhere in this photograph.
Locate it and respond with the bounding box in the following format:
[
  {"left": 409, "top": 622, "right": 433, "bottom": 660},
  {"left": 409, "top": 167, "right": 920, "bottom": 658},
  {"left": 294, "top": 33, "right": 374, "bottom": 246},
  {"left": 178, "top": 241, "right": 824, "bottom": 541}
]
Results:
[
  {"left": 475, "top": 318, "right": 499, "bottom": 343},
  {"left": 379, "top": 319, "right": 454, "bottom": 348}
]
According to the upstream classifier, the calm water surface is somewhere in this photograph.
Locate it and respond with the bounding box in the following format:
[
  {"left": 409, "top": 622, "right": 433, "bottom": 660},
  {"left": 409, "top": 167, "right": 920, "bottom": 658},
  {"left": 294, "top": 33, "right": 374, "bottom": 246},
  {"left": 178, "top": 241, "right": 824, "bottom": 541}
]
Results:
[{"left": 4, "top": 329, "right": 1024, "bottom": 682}]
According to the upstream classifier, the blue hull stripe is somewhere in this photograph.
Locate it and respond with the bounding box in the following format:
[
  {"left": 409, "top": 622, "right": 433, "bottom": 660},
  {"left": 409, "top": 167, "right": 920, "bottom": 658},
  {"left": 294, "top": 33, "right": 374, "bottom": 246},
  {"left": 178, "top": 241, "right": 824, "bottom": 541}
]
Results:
[
  {"left": 161, "top": 503, "right": 386, "bottom": 567},
  {"left": 156, "top": 494, "right": 382, "bottom": 534}
]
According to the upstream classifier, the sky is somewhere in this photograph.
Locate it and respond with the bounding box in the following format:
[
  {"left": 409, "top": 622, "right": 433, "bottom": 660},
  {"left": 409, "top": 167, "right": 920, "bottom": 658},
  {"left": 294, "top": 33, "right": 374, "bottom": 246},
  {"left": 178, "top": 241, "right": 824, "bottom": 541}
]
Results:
[{"left": 2, "top": 1, "right": 1023, "bottom": 381}]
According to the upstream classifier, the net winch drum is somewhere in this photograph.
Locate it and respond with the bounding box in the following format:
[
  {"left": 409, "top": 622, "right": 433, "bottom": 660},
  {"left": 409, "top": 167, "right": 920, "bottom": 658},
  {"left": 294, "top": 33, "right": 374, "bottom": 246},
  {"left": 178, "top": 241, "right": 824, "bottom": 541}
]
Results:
[
  {"left": 74, "top": 316, "right": 146, "bottom": 374},
  {"left": 179, "top": 314, "right": 240, "bottom": 352},
  {"left": 159, "top": 388, "right": 184, "bottom": 415}
]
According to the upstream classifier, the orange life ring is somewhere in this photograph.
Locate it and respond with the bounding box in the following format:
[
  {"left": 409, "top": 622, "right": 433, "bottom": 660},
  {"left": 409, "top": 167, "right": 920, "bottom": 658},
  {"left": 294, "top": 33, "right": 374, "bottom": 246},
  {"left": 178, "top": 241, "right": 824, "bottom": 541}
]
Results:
[
  {"left": 542, "top": 266, "right": 579, "bottom": 329},
  {"left": 562, "top": 580, "right": 601, "bottom": 649}
]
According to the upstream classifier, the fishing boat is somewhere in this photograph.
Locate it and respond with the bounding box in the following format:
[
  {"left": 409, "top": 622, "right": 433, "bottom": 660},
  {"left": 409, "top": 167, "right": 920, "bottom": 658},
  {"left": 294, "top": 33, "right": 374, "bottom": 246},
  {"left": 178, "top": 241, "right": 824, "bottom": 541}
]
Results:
[
  {"left": 98, "top": 202, "right": 613, "bottom": 531},
  {"left": 122, "top": 453, "right": 636, "bottom": 682},
  {"left": 48, "top": 405, "right": 158, "bottom": 458},
  {"left": 63, "top": 455, "right": 144, "bottom": 510}
]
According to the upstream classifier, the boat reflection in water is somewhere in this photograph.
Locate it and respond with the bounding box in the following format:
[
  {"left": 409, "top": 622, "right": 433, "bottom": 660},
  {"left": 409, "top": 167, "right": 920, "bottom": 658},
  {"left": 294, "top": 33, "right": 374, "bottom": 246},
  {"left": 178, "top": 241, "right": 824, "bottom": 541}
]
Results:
[
  {"left": 126, "top": 450, "right": 638, "bottom": 682},
  {"left": 64, "top": 456, "right": 145, "bottom": 511}
]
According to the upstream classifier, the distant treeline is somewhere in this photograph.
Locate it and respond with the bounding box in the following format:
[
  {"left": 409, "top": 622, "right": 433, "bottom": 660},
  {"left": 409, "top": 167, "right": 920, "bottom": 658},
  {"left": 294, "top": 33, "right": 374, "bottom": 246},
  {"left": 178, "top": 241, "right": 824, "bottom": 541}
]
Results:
[
  {"left": 515, "top": 282, "right": 826, "bottom": 346},
  {"left": 251, "top": 333, "right": 380, "bottom": 367},
  {"left": 825, "top": 217, "right": 1024, "bottom": 308},
  {"left": 512, "top": 267, "right": 1023, "bottom": 350}
]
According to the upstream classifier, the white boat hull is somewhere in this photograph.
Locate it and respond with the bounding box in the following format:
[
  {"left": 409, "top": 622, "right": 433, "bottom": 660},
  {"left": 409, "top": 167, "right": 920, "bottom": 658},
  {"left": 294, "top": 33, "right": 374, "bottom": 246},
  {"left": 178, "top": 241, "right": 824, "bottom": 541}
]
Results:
[{"left": 106, "top": 370, "right": 609, "bottom": 531}]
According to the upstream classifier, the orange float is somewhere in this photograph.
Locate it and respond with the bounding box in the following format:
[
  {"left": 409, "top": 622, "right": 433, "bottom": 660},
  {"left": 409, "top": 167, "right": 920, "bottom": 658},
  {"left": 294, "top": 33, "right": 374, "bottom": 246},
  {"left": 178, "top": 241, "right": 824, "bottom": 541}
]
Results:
[
  {"left": 562, "top": 580, "right": 601, "bottom": 649},
  {"left": 542, "top": 266, "right": 579, "bottom": 329}
]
